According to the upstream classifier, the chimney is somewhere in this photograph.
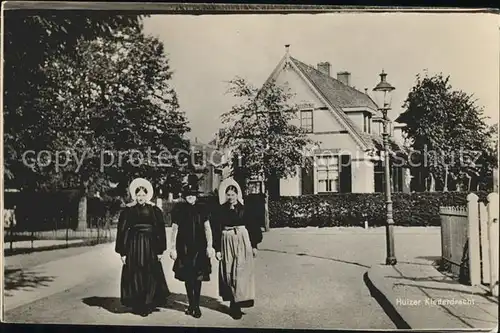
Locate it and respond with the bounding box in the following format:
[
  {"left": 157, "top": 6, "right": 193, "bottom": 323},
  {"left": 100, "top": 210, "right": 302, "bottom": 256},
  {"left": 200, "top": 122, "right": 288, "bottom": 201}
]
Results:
[
  {"left": 337, "top": 71, "right": 351, "bottom": 86},
  {"left": 364, "top": 88, "right": 368, "bottom": 94},
  {"left": 317, "top": 62, "right": 331, "bottom": 76}
]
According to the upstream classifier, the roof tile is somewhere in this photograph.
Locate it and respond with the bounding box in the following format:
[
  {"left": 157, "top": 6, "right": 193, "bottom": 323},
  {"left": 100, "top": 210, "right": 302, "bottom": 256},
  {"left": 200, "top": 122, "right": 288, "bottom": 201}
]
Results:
[
  {"left": 290, "top": 57, "right": 403, "bottom": 152},
  {"left": 291, "top": 57, "right": 379, "bottom": 111}
]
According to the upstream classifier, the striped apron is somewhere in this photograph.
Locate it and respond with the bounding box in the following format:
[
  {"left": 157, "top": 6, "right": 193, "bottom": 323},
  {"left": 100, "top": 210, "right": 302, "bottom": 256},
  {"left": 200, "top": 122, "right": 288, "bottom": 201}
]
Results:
[{"left": 219, "top": 225, "right": 255, "bottom": 304}]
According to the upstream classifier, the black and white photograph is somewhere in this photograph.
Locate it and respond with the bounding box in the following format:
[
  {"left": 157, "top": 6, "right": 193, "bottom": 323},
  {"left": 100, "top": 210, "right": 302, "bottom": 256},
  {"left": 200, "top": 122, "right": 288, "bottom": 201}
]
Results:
[{"left": 1, "top": 3, "right": 499, "bottom": 330}]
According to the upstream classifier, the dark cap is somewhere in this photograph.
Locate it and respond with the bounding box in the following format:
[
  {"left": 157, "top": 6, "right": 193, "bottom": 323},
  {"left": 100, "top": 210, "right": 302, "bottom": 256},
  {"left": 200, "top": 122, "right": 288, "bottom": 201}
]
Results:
[
  {"left": 182, "top": 183, "right": 200, "bottom": 197},
  {"left": 182, "top": 173, "right": 201, "bottom": 197}
]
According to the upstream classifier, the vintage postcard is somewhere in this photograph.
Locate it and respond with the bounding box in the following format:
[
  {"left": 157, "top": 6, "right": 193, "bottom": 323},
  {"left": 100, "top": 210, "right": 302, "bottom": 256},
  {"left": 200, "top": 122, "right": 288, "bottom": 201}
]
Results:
[{"left": 1, "top": 2, "right": 499, "bottom": 330}]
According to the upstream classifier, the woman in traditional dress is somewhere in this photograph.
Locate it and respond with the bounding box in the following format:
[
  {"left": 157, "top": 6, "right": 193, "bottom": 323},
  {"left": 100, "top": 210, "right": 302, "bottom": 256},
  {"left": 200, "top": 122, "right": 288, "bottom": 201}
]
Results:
[
  {"left": 115, "top": 178, "right": 170, "bottom": 316},
  {"left": 213, "top": 178, "right": 263, "bottom": 320},
  {"left": 169, "top": 180, "right": 215, "bottom": 318}
]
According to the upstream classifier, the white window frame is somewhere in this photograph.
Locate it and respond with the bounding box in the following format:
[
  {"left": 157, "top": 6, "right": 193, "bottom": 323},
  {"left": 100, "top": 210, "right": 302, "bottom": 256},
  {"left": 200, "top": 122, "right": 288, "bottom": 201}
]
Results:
[
  {"left": 314, "top": 154, "right": 340, "bottom": 193},
  {"left": 363, "top": 113, "right": 372, "bottom": 134},
  {"left": 300, "top": 109, "right": 314, "bottom": 133}
]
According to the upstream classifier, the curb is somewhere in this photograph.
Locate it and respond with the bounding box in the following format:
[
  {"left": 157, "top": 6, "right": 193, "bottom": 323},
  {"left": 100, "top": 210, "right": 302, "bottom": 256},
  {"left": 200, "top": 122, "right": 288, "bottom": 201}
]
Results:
[{"left": 364, "top": 267, "right": 411, "bottom": 329}]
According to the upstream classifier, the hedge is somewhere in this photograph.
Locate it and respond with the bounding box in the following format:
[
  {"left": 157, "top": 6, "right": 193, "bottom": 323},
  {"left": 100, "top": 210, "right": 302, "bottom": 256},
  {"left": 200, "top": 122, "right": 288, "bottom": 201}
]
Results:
[
  {"left": 161, "top": 194, "right": 266, "bottom": 228},
  {"left": 269, "top": 191, "right": 489, "bottom": 228},
  {"left": 13, "top": 189, "right": 82, "bottom": 231}
]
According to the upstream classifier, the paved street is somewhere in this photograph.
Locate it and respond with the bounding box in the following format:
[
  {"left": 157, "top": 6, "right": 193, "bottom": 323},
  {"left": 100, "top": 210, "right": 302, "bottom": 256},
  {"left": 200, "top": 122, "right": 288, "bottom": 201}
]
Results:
[{"left": 3, "top": 227, "right": 441, "bottom": 329}]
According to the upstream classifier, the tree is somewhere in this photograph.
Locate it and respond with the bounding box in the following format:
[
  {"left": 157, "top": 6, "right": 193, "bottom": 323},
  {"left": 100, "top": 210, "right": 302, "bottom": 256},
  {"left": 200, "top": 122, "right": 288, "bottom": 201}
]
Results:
[
  {"left": 219, "top": 77, "right": 316, "bottom": 230},
  {"left": 3, "top": 12, "right": 144, "bottom": 188},
  {"left": 7, "top": 22, "right": 191, "bottom": 195},
  {"left": 398, "top": 73, "right": 498, "bottom": 192}
]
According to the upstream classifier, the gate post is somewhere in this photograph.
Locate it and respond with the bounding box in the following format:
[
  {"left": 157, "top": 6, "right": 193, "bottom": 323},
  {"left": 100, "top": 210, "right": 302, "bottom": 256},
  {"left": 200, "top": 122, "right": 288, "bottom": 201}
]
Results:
[
  {"left": 487, "top": 193, "right": 499, "bottom": 297},
  {"left": 467, "top": 193, "right": 481, "bottom": 286},
  {"left": 479, "top": 202, "right": 490, "bottom": 284},
  {"left": 77, "top": 195, "right": 88, "bottom": 231}
]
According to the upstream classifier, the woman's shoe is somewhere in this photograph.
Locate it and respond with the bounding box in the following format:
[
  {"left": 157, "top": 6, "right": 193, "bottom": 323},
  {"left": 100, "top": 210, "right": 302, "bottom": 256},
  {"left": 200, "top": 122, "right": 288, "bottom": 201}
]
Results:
[
  {"left": 185, "top": 306, "right": 194, "bottom": 315},
  {"left": 231, "top": 310, "right": 243, "bottom": 320},
  {"left": 230, "top": 303, "right": 243, "bottom": 320},
  {"left": 133, "top": 306, "right": 150, "bottom": 317},
  {"left": 192, "top": 307, "right": 202, "bottom": 318}
]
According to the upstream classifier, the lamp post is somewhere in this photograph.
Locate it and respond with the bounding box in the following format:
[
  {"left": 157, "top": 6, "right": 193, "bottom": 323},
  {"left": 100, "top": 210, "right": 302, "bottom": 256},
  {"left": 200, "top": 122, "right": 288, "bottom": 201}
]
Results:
[{"left": 373, "top": 70, "right": 397, "bottom": 266}]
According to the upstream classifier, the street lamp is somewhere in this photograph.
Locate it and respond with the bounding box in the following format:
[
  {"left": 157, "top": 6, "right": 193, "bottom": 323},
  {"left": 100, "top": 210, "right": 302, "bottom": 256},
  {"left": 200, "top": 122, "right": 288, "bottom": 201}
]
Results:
[{"left": 373, "top": 70, "right": 397, "bottom": 266}]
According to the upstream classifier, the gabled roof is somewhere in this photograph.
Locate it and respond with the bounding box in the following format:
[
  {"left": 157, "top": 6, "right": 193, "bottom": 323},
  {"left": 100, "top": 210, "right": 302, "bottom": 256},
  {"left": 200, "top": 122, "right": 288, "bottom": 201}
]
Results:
[
  {"left": 285, "top": 56, "right": 403, "bottom": 152},
  {"left": 290, "top": 57, "right": 379, "bottom": 112}
]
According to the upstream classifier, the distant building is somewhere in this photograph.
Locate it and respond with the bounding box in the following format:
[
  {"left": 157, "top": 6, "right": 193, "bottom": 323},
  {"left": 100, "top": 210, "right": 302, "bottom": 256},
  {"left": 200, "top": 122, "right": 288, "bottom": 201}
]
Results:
[{"left": 189, "top": 138, "right": 226, "bottom": 195}]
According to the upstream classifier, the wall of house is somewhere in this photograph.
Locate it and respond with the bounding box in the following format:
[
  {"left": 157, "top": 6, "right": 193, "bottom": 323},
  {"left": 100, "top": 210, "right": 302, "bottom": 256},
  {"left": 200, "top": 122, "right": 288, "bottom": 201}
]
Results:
[
  {"left": 279, "top": 166, "right": 301, "bottom": 196},
  {"left": 276, "top": 66, "right": 325, "bottom": 110},
  {"left": 274, "top": 62, "right": 377, "bottom": 195},
  {"left": 372, "top": 120, "right": 383, "bottom": 136},
  {"left": 392, "top": 126, "right": 405, "bottom": 146},
  {"left": 312, "top": 110, "right": 346, "bottom": 132},
  {"left": 275, "top": 65, "right": 364, "bottom": 154},
  {"left": 345, "top": 111, "right": 365, "bottom": 131},
  {"left": 351, "top": 158, "right": 375, "bottom": 193}
]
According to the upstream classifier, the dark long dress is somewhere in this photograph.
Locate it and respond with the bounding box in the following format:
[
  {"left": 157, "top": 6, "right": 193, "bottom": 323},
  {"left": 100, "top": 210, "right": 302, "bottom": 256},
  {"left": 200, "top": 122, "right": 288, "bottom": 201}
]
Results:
[
  {"left": 115, "top": 203, "right": 170, "bottom": 309},
  {"left": 172, "top": 202, "right": 212, "bottom": 282},
  {"left": 212, "top": 202, "right": 263, "bottom": 306}
]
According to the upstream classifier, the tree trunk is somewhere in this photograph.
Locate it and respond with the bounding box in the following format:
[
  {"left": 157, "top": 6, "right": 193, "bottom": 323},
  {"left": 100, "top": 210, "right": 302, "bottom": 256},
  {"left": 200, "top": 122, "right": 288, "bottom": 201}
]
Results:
[
  {"left": 429, "top": 173, "right": 436, "bottom": 192},
  {"left": 443, "top": 166, "right": 448, "bottom": 192},
  {"left": 77, "top": 180, "right": 88, "bottom": 231},
  {"left": 77, "top": 195, "right": 88, "bottom": 231}
]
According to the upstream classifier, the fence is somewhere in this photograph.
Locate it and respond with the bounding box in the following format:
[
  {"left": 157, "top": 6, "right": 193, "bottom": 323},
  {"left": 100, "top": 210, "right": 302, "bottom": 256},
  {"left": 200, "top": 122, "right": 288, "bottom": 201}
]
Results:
[
  {"left": 440, "top": 193, "right": 499, "bottom": 297},
  {"left": 439, "top": 206, "right": 468, "bottom": 277},
  {"left": 4, "top": 203, "right": 117, "bottom": 256},
  {"left": 4, "top": 225, "right": 116, "bottom": 256}
]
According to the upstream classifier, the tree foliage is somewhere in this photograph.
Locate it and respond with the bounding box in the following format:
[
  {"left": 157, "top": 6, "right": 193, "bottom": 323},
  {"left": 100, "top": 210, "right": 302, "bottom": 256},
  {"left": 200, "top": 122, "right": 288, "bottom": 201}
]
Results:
[
  {"left": 4, "top": 12, "right": 142, "bottom": 184},
  {"left": 219, "top": 77, "right": 316, "bottom": 195},
  {"left": 4, "top": 13, "right": 191, "bottom": 195},
  {"left": 398, "top": 73, "right": 498, "bottom": 191}
]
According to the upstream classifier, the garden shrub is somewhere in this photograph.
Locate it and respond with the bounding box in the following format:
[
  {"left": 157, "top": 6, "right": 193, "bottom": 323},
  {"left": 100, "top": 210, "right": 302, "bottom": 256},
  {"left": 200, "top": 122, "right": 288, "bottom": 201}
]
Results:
[{"left": 269, "top": 191, "right": 489, "bottom": 228}]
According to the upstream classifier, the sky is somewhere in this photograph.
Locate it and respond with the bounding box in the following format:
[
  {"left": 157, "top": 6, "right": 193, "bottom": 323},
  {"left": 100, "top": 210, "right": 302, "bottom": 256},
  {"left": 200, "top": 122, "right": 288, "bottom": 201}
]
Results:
[{"left": 143, "top": 13, "right": 499, "bottom": 144}]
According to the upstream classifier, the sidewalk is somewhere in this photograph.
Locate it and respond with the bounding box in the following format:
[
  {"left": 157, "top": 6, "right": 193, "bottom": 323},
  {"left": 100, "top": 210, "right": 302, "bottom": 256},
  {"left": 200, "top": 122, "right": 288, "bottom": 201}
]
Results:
[
  {"left": 3, "top": 242, "right": 119, "bottom": 312},
  {"left": 366, "top": 258, "right": 498, "bottom": 330},
  {"left": 3, "top": 229, "right": 173, "bottom": 313}
]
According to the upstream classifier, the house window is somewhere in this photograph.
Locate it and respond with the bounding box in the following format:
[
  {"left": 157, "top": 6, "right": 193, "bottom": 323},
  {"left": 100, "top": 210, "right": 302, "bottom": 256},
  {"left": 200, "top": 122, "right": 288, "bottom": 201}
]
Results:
[
  {"left": 300, "top": 109, "right": 313, "bottom": 133},
  {"left": 392, "top": 166, "right": 404, "bottom": 192},
  {"left": 374, "top": 159, "right": 404, "bottom": 193},
  {"left": 374, "top": 160, "right": 384, "bottom": 193},
  {"left": 247, "top": 181, "right": 263, "bottom": 194},
  {"left": 364, "top": 114, "right": 372, "bottom": 133},
  {"left": 316, "top": 155, "right": 339, "bottom": 192}
]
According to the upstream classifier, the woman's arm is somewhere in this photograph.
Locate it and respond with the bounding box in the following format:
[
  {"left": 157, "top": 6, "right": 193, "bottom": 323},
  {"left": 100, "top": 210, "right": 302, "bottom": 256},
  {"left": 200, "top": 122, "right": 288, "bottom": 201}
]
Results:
[
  {"left": 211, "top": 206, "right": 222, "bottom": 253},
  {"left": 169, "top": 203, "right": 180, "bottom": 252},
  {"left": 244, "top": 206, "right": 263, "bottom": 249},
  {"left": 153, "top": 206, "right": 167, "bottom": 254},
  {"left": 170, "top": 222, "right": 178, "bottom": 251},
  {"left": 115, "top": 208, "right": 128, "bottom": 256},
  {"left": 204, "top": 220, "right": 213, "bottom": 248}
]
